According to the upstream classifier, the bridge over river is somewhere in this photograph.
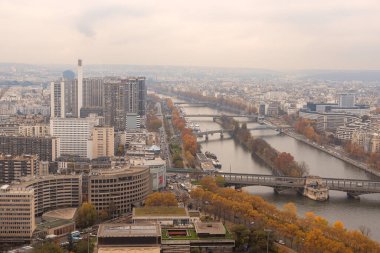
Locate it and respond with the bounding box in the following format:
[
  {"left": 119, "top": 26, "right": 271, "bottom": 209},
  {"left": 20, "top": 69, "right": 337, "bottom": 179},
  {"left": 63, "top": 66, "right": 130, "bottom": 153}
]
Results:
[{"left": 167, "top": 168, "right": 380, "bottom": 199}]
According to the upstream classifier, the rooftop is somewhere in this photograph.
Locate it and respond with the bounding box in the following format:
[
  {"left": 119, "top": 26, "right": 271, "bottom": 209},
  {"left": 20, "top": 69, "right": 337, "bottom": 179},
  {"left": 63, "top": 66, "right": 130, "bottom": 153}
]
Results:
[
  {"left": 133, "top": 207, "right": 188, "bottom": 217},
  {"left": 98, "top": 223, "right": 161, "bottom": 238},
  {"left": 42, "top": 207, "right": 77, "bottom": 221},
  {"left": 98, "top": 247, "right": 160, "bottom": 253},
  {"left": 194, "top": 222, "right": 226, "bottom": 235}
]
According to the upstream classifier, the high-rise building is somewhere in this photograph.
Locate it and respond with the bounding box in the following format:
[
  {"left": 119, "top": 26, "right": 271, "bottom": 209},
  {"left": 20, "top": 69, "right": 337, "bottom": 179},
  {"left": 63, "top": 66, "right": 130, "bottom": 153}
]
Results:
[
  {"left": 50, "top": 80, "right": 65, "bottom": 118},
  {"left": 0, "top": 136, "right": 60, "bottom": 162},
  {"left": 0, "top": 185, "right": 35, "bottom": 244},
  {"left": 77, "top": 59, "right": 83, "bottom": 118},
  {"left": 50, "top": 117, "right": 100, "bottom": 158},
  {"left": 63, "top": 78, "right": 78, "bottom": 118},
  {"left": 83, "top": 78, "right": 104, "bottom": 109},
  {"left": 126, "top": 113, "right": 141, "bottom": 129},
  {"left": 0, "top": 154, "right": 39, "bottom": 183},
  {"left": 338, "top": 92, "right": 356, "bottom": 107},
  {"left": 104, "top": 77, "right": 146, "bottom": 131},
  {"left": 88, "top": 126, "right": 115, "bottom": 159}
]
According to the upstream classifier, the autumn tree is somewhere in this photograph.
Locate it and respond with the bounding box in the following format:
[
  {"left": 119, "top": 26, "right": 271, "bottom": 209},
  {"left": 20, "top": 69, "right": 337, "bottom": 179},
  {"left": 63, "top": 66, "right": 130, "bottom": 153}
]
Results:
[
  {"left": 76, "top": 202, "right": 97, "bottom": 228},
  {"left": 145, "top": 192, "right": 178, "bottom": 206}
]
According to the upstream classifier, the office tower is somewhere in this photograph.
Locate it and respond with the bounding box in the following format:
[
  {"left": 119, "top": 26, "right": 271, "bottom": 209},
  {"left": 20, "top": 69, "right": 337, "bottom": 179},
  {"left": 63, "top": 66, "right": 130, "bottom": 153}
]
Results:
[
  {"left": 88, "top": 126, "right": 115, "bottom": 159},
  {"left": 126, "top": 113, "right": 141, "bottom": 129},
  {"left": 104, "top": 77, "right": 146, "bottom": 131},
  {"left": 0, "top": 154, "right": 39, "bottom": 183},
  {"left": 50, "top": 117, "right": 99, "bottom": 158},
  {"left": 338, "top": 92, "right": 356, "bottom": 107},
  {"left": 0, "top": 136, "right": 60, "bottom": 162},
  {"left": 50, "top": 80, "right": 65, "bottom": 118},
  {"left": 0, "top": 185, "right": 35, "bottom": 244},
  {"left": 77, "top": 59, "right": 83, "bottom": 118}
]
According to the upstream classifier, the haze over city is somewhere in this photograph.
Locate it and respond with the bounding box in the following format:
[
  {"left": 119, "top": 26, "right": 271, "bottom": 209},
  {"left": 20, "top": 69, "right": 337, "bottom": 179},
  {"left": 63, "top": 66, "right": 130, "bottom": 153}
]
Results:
[{"left": 1, "top": 0, "right": 380, "bottom": 69}]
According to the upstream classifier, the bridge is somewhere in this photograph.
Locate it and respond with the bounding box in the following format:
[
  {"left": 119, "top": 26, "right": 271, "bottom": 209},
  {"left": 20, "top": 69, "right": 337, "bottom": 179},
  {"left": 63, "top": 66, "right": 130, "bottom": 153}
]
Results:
[
  {"left": 174, "top": 102, "right": 212, "bottom": 107},
  {"left": 196, "top": 125, "right": 282, "bottom": 140},
  {"left": 166, "top": 169, "right": 380, "bottom": 198},
  {"left": 184, "top": 114, "right": 256, "bottom": 118}
]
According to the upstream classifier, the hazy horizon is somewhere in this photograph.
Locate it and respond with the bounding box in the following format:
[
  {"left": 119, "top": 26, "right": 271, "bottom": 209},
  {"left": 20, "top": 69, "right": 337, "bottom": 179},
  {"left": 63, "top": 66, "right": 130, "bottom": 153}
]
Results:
[{"left": 1, "top": 0, "right": 380, "bottom": 70}]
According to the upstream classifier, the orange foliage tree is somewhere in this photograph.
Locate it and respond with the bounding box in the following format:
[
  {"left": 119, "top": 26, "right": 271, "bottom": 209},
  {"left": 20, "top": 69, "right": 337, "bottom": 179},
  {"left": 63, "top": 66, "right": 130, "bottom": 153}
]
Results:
[{"left": 145, "top": 192, "right": 178, "bottom": 207}]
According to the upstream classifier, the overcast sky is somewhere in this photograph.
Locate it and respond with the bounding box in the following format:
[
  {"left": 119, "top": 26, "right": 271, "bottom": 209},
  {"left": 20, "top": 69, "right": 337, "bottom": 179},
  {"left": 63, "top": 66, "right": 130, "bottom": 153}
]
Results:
[{"left": 0, "top": 0, "right": 379, "bottom": 69}]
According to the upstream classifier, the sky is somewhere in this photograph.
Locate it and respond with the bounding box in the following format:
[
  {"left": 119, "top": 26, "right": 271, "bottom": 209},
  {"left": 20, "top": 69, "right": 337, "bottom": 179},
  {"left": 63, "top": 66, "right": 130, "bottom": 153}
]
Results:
[{"left": 0, "top": 0, "right": 380, "bottom": 70}]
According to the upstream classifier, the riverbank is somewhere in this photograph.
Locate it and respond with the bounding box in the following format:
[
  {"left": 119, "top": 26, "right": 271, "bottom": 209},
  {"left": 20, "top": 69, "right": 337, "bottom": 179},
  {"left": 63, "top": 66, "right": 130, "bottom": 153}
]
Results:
[{"left": 282, "top": 130, "right": 380, "bottom": 178}]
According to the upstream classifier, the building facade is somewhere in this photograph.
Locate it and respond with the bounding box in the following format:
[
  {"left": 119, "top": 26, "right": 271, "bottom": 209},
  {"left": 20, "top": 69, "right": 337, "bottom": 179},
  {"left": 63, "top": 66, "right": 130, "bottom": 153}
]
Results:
[
  {"left": 103, "top": 77, "right": 146, "bottom": 131},
  {"left": 0, "top": 154, "right": 39, "bottom": 184},
  {"left": 50, "top": 80, "right": 65, "bottom": 118},
  {"left": 50, "top": 117, "right": 99, "bottom": 158},
  {"left": 88, "top": 166, "right": 151, "bottom": 217},
  {"left": 0, "top": 135, "right": 60, "bottom": 162},
  {"left": 13, "top": 174, "right": 82, "bottom": 216},
  {"left": 18, "top": 124, "right": 50, "bottom": 137},
  {"left": 89, "top": 126, "right": 115, "bottom": 159},
  {"left": 0, "top": 185, "right": 35, "bottom": 244}
]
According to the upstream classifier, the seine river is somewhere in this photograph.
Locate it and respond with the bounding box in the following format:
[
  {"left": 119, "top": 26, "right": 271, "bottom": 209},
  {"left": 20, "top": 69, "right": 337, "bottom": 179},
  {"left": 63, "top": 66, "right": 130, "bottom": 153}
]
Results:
[{"left": 168, "top": 97, "right": 380, "bottom": 241}]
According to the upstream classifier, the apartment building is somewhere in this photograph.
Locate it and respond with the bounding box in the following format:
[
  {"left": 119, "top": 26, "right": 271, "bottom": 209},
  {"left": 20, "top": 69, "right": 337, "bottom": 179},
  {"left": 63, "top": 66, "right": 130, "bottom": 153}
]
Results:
[
  {"left": 0, "top": 135, "right": 60, "bottom": 162},
  {"left": 0, "top": 154, "right": 39, "bottom": 183},
  {"left": 88, "top": 165, "right": 151, "bottom": 217},
  {"left": 88, "top": 126, "right": 114, "bottom": 159},
  {"left": 50, "top": 117, "right": 100, "bottom": 158},
  {"left": 13, "top": 174, "right": 82, "bottom": 216},
  {"left": 0, "top": 185, "right": 35, "bottom": 244}
]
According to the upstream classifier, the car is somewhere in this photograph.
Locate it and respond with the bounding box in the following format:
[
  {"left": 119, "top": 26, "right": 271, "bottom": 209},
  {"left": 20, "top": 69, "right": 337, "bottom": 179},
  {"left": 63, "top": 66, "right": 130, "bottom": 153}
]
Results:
[
  {"left": 277, "top": 239, "right": 285, "bottom": 245},
  {"left": 60, "top": 241, "right": 69, "bottom": 247}
]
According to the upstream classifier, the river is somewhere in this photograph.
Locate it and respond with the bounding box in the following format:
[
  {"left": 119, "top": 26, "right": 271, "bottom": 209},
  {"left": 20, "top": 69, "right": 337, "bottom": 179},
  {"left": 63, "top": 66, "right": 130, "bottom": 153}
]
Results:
[{"left": 165, "top": 96, "right": 380, "bottom": 241}]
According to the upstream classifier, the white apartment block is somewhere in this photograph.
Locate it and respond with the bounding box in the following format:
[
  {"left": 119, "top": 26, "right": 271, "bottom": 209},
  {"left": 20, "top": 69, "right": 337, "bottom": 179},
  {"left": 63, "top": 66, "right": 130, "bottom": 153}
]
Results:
[{"left": 50, "top": 117, "right": 99, "bottom": 158}]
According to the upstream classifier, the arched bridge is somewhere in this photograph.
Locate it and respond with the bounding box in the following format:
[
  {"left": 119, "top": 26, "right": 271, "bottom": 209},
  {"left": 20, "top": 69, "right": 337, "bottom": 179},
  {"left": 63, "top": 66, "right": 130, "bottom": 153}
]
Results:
[{"left": 166, "top": 169, "right": 380, "bottom": 199}]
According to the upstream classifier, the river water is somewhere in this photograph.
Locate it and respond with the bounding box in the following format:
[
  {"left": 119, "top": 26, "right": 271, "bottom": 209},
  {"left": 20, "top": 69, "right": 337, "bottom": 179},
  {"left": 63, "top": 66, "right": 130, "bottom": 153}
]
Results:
[{"left": 165, "top": 96, "right": 380, "bottom": 241}]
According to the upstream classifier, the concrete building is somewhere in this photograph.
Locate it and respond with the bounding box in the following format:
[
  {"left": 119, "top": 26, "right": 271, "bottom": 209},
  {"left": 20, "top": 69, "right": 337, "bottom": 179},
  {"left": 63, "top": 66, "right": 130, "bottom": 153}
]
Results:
[
  {"left": 12, "top": 174, "right": 82, "bottom": 216},
  {"left": 77, "top": 59, "right": 83, "bottom": 118},
  {"left": 83, "top": 78, "right": 104, "bottom": 109},
  {"left": 0, "top": 135, "right": 60, "bottom": 162},
  {"left": 0, "top": 154, "right": 39, "bottom": 183},
  {"left": 63, "top": 78, "right": 78, "bottom": 118},
  {"left": 299, "top": 110, "right": 359, "bottom": 132},
  {"left": 50, "top": 80, "right": 65, "bottom": 118},
  {"left": 50, "top": 117, "right": 100, "bottom": 158},
  {"left": 338, "top": 92, "right": 356, "bottom": 107},
  {"left": 89, "top": 126, "right": 115, "bottom": 159},
  {"left": 132, "top": 207, "right": 190, "bottom": 226},
  {"left": 336, "top": 121, "right": 370, "bottom": 140},
  {"left": 104, "top": 77, "right": 146, "bottom": 131},
  {"left": 0, "top": 185, "right": 35, "bottom": 244},
  {"left": 18, "top": 124, "right": 50, "bottom": 137},
  {"left": 88, "top": 165, "right": 151, "bottom": 217},
  {"left": 97, "top": 223, "right": 161, "bottom": 252},
  {"left": 126, "top": 113, "right": 141, "bottom": 130},
  {"left": 131, "top": 158, "right": 166, "bottom": 191}
]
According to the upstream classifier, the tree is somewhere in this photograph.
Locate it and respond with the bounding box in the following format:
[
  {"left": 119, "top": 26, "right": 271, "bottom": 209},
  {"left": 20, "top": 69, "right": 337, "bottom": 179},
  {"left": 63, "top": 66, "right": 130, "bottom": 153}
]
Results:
[
  {"left": 98, "top": 209, "right": 109, "bottom": 221},
  {"left": 231, "top": 224, "right": 250, "bottom": 250},
  {"left": 145, "top": 192, "right": 178, "bottom": 206},
  {"left": 32, "top": 242, "right": 63, "bottom": 253},
  {"left": 76, "top": 202, "right": 97, "bottom": 228},
  {"left": 74, "top": 238, "right": 95, "bottom": 253}
]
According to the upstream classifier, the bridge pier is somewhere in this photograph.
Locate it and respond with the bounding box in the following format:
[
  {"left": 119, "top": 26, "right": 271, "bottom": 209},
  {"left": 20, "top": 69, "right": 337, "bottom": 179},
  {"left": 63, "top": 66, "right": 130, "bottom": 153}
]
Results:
[
  {"left": 220, "top": 130, "right": 224, "bottom": 139},
  {"left": 347, "top": 192, "right": 360, "bottom": 200},
  {"left": 205, "top": 134, "right": 209, "bottom": 141}
]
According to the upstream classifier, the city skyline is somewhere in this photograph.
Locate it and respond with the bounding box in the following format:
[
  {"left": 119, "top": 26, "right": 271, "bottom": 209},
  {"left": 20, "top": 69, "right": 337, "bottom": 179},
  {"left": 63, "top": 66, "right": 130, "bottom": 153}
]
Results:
[{"left": 0, "top": 0, "right": 380, "bottom": 69}]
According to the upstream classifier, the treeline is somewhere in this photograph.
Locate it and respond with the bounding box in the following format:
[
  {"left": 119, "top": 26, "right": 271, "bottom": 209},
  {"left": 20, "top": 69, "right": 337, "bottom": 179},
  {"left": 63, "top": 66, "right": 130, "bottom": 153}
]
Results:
[
  {"left": 191, "top": 177, "right": 380, "bottom": 253},
  {"left": 166, "top": 99, "right": 198, "bottom": 167},
  {"left": 221, "top": 116, "right": 307, "bottom": 177}
]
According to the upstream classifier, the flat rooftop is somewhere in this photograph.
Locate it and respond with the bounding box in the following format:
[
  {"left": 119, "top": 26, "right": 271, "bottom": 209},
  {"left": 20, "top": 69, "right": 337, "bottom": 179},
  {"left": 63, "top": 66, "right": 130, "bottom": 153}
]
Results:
[
  {"left": 194, "top": 222, "right": 226, "bottom": 235},
  {"left": 42, "top": 207, "right": 77, "bottom": 221},
  {"left": 133, "top": 207, "right": 188, "bottom": 217},
  {"left": 98, "top": 247, "right": 160, "bottom": 253},
  {"left": 98, "top": 224, "right": 161, "bottom": 238}
]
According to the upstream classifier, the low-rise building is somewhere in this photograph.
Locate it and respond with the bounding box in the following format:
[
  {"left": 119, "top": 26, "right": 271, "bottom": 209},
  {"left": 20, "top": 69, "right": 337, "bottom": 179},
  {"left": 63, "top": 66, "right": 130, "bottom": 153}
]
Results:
[{"left": 132, "top": 207, "right": 190, "bottom": 226}]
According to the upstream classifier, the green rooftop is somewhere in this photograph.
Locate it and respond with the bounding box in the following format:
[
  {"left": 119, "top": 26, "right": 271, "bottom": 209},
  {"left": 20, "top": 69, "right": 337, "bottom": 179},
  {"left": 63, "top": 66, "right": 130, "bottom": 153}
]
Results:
[{"left": 134, "top": 207, "right": 188, "bottom": 217}]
